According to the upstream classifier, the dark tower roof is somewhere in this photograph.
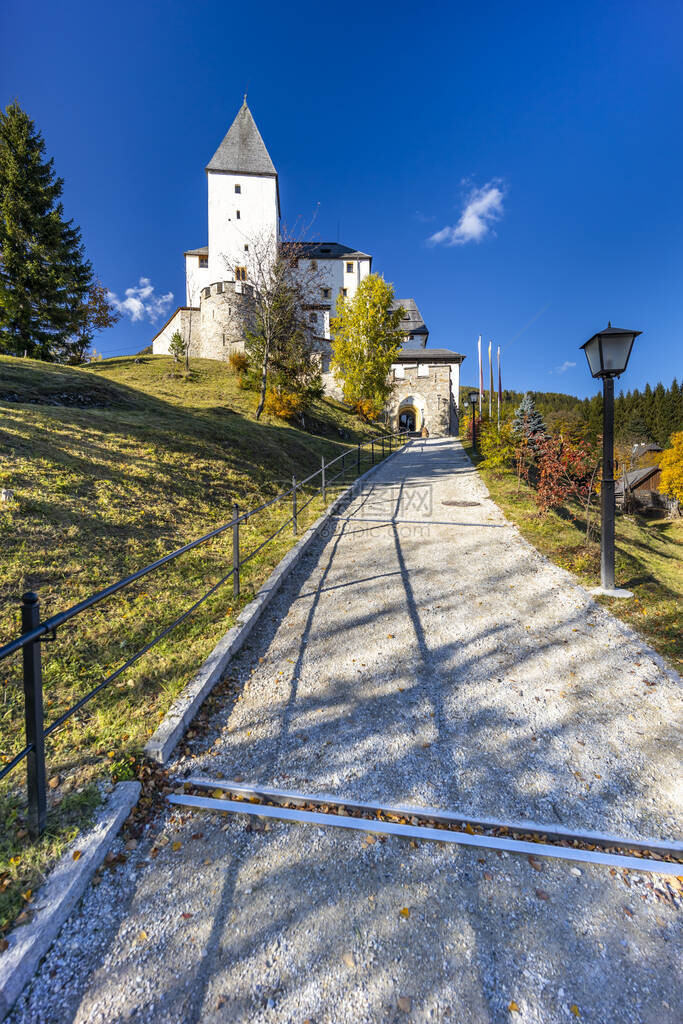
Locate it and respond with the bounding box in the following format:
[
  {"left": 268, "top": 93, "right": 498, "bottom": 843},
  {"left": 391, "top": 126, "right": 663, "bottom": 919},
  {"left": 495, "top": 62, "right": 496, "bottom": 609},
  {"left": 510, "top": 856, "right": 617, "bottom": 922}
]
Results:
[{"left": 206, "top": 101, "right": 277, "bottom": 176}]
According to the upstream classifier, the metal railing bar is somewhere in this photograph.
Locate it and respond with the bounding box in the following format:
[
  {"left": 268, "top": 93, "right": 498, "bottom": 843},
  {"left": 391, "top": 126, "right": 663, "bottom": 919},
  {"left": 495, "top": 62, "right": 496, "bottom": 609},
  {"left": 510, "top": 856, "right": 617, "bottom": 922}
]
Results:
[
  {"left": 42, "top": 565, "right": 236, "bottom": 739},
  {"left": 1, "top": 431, "right": 407, "bottom": 663},
  {"left": 295, "top": 489, "right": 319, "bottom": 517},
  {"left": 238, "top": 513, "right": 296, "bottom": 569},
  {"left": 0, "top": 521, "right": 243, "bottom": 661},
  {"left": 241, "top": 484, "right": 296, "bottom": 521},
  {"left": 0, "top": 743, "right": 34, "bottom": 782}
]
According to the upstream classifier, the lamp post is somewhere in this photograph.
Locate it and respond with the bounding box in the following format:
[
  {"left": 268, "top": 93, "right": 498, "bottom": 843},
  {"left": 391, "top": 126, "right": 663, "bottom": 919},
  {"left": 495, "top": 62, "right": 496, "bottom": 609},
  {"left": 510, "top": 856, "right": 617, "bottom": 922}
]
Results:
[
  {"left": 580, "top": 322, "right": 641, "bottom": 597},
  {"left": 468, "top": 390, "right": 479, "bottom": 451}
]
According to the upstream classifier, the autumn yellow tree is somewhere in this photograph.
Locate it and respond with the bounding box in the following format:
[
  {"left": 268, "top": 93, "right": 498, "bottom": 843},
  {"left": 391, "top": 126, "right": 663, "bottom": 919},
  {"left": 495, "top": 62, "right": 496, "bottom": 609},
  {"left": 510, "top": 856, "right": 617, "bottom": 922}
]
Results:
[
  {"left": 659, "top": 431, "right": 683, "bottom": 505},
  {"left": 330, "top": 274, "right": 404, "bottom": 419}
]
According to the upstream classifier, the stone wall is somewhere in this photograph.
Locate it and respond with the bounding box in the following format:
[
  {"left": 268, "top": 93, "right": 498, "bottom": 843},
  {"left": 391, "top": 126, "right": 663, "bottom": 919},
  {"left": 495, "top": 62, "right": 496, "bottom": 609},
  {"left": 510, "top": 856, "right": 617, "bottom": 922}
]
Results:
[
  {"left": 152, "top": 307, "right": 199, "bottom": 355},
  {"left": 317, "top": 339, "right": 344, "bottom": 400},
  {"left": 386, "top": 364, "right": 457, "bottom": 436},
  {"left": 195, "top": 280, "right": 256, "bottom": 360}
]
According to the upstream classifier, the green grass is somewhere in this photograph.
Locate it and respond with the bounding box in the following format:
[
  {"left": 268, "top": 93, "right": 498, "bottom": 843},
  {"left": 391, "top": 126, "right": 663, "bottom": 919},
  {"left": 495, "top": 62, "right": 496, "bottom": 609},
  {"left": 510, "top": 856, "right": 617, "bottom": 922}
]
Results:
[
  {"left": 462, "top": 441, "right": 682, "bottom": 670},
  {"left": 0, "top": 354, "right": 388, "bottom": 934}
]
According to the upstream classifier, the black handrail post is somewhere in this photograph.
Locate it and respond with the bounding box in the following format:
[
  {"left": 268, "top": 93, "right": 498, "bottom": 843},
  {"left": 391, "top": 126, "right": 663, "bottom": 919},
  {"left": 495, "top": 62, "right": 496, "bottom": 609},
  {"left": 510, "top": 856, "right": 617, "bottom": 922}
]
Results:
[
  {"left": 232, "top": 503, "right": 240, "bottom": 597},
  {"left": 292, "top": 477, "right": 297, "bottom": 535},
  {"left": 382, "top": 436, "right": 384, "bottom": 459},
  {"left": 321, "top": 456, "right": 326, "bottom": 504},
  {"left": 22, "top": 592, "right": 47, "bottom": 839},
  {"left": 357, "top": 442, "right": 361, "bottom": 474}
]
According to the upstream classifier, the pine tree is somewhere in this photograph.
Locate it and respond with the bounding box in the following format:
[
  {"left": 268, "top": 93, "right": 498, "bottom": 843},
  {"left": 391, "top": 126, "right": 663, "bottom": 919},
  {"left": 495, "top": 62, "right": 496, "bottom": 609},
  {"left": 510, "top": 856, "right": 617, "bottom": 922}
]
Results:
[
  {"left": 512, "top": 393, "right": 546, "bottom": 439},
  {"left": 0, "top": 101, "right": 116, "bottom": 362}
]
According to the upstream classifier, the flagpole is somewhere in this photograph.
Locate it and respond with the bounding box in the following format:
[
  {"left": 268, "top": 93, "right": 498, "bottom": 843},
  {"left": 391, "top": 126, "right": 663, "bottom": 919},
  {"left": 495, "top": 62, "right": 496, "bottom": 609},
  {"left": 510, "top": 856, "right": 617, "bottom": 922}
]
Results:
[
  {"left": 488, "top": 340, "right": 493, "bottom": 419},
  {"left": 497, "top": 345, "right": 501, "bottom": 430},
  {"left": 477, "top": 335, "right": 483, "bottom": 418}
]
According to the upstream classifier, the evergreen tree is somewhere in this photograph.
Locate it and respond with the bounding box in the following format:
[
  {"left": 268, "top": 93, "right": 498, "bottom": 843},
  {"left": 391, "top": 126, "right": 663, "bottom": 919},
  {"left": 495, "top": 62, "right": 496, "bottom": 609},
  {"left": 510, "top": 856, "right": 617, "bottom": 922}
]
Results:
[
  {"left": 0, "top": 101, "right": 117, "bottom": 361},
  {"left": 512, "top": 393, "right": 546, "bottom": 439}
]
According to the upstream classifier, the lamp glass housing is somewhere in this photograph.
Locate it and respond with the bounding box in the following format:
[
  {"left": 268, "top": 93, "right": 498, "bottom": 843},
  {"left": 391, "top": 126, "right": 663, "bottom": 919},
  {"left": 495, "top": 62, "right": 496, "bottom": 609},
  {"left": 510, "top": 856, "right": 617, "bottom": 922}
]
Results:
[
  {"left": 468, "top": 391, "right": 479, "bottom": 405},
  {"left": 581, "top": 326, "right": 640, "bottom": 379}
]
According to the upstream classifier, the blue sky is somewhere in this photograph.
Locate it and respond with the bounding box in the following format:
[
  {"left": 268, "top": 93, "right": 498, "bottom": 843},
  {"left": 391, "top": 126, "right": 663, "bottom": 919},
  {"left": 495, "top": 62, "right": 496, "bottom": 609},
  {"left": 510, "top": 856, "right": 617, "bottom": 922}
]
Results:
[{"left": 2, "top": 0, "right": 681, "bottom": 397}]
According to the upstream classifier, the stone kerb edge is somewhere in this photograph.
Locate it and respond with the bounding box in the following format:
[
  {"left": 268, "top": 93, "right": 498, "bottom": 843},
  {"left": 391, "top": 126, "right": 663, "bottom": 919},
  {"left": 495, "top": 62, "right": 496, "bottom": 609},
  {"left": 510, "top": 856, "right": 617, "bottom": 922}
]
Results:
[
  {"left": 0, "top": 781, "right": 141, "bottom": 1022},
  {"left": 144, "top": 442, "right": 410, "bottom": 765}
]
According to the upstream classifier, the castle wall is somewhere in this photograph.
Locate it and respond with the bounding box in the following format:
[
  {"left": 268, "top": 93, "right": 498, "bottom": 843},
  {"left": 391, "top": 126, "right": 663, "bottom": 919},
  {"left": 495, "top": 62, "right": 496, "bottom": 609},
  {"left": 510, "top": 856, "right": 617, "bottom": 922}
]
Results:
[
  {"left": 185, "top": 254, "right": 211, "bottom": 306},
  {"left": 194, "top": 280, "right": 256, "bottom": 360},
  {"left": 152, "top": 307, "right": 199, "bottom": 355},
  {"left": 207, "top": 171, "right": 278, "bottom": 283},
  {"left": 386, "top": 363, "right": 457, "bottom": 436}
]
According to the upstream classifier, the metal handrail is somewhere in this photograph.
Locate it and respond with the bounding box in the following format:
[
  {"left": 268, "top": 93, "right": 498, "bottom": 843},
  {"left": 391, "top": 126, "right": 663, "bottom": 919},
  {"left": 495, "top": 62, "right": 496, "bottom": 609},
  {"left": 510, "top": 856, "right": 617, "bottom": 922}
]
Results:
[
  {"left": 0, "top": 426, "right": 409, "bottom": 835},
  {"left": 0, "top": 428, "right": 402, "bottom": 661}
]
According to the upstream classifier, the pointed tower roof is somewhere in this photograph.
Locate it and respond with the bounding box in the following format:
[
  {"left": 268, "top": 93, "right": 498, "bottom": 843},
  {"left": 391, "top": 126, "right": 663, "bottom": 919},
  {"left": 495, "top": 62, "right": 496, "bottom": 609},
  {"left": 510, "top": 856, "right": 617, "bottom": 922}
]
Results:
[{"left": 206, "top": 100, "right": 277, "bottom": 176}]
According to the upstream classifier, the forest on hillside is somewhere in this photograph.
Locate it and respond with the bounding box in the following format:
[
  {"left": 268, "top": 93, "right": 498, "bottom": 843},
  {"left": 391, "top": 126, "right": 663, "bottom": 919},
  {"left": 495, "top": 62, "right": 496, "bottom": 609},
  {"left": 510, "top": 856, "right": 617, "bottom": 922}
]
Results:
[{"left": 460, "top": 379, "right": 682, "bottom": 449}]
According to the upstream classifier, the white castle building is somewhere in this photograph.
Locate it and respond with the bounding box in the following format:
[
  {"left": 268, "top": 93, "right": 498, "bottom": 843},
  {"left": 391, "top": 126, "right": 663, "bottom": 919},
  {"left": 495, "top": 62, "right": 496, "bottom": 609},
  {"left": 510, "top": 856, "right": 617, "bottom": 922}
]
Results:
[{"left": 153, "top": 100, "right": 464, "bottom": 433}]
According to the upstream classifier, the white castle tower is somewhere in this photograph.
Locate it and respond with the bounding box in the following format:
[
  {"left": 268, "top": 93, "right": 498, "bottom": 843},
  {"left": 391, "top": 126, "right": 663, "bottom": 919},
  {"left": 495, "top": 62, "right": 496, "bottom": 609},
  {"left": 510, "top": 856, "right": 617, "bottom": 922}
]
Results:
[
  {"left": 151, "top": 101, "right": 451, "bottom": 413},
  {"left": 183, "top": 100, "right": 280, "bottom": 307}
]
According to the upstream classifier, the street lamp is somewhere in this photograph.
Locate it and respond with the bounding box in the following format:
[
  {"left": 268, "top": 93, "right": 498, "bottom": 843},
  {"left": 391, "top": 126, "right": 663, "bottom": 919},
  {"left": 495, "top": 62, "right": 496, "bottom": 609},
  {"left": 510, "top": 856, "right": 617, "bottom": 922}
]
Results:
[
  {"left": 468, "top": 391, "right": 479, "bottom": 450},
  {"left": 580, "top": 322, "right": 641, "bottom": 597}
]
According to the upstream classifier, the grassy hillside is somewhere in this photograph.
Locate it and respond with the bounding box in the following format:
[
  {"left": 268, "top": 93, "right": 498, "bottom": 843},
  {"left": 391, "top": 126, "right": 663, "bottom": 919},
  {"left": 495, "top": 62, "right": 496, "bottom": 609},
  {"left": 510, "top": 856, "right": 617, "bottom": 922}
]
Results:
[{"left": 0, "top": 354, "right": 387, "bottom": 932}]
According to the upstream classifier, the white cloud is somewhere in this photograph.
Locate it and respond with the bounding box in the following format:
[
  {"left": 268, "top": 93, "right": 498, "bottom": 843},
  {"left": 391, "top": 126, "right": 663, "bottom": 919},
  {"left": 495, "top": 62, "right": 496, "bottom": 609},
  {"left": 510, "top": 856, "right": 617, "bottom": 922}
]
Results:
[
  {"left": 428, "top": 182, "right": 505, "bottom": 246},
  {"left": 107, "top": 278, "right": 174, "bottom": 323},
  {"left": 550, "top": 360, "right": 576, "bottom": 375}
]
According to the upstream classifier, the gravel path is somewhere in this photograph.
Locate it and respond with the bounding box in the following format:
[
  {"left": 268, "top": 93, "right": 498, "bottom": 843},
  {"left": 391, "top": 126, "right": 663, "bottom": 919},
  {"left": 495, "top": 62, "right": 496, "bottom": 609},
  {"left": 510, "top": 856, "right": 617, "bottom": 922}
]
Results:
[{"left": 8, "top": 439, "right": 682, "bottom": 1024}]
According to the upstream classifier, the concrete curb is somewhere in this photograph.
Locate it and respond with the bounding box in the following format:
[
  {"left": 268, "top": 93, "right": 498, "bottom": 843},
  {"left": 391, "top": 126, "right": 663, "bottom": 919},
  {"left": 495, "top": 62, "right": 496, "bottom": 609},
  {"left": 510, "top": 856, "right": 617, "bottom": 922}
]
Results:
[
  {"left": 144, "top": 443, "right": 410, "bottom": 765},
  {"left": 0, "top": 780, "right": 141, "bottom": 1022}
]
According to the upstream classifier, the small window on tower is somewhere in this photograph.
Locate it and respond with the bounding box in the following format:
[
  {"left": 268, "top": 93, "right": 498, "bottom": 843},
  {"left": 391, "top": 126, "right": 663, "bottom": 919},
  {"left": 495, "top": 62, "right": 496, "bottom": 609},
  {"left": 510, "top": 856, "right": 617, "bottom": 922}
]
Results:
[
  {"left": 235, "top": 266, "right": 247, "bottom": 282},
  {"left": 322, "top": 288, "right": 331, "bottom": 300},
  {"left": 309, "top": 312, "right": 316, "bottom": 323},
  {"left": 346, "top": 262, "right": 353, "bottom": 273},
  {"left": 234, "top": 184, "right": 241, "bottom": 193},
  {"left": 341, "top": 288, "right": 348, "bottom": 297},
  {"left": 236, "top": 210, "right": 240, "bottom": 219},
  {"left": 310, "top": 260, "right": 318, "bottom": 270},
  {"left": 244, "top": 244, "right": 249, "bottom": 252},
  {"left": 199, "top": 256, "right": 208, "bottom": 268}
]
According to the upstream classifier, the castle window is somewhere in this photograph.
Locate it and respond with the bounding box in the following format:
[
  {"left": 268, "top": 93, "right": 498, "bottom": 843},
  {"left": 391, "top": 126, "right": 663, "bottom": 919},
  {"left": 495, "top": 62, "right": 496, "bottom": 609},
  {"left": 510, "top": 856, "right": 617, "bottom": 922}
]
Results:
[
  {"left": 199, "top": 256, "right": 208, "bottom": 268},
  {"left": 309, "top": 312, "right": 316, "bottom": 323},
  {"left": 346, "top": 262, "right": 353, "bottom": 273},
  {"left": 322, "top": 288, "right": 331, "bottom": 300},
  {"left": 341, "top": 288, "right": 348, "bottom": 297},
  {"left": 234, "top": 184, "right": 241, "bottom": 193},
  {"left": 244, "top": 244, "right": 249, "bottom": 252},
  {"left": 310, "top": 260, "right": 317, "bottom": 270},
  {"left": 235, "top": 266, "right": 247, "bottom": 281},
  {"left": 236, "top": 210, "right": 240, "bottom": 219},
  {"left": 217, "top": 282, "right": 223, "bottom": 293}
]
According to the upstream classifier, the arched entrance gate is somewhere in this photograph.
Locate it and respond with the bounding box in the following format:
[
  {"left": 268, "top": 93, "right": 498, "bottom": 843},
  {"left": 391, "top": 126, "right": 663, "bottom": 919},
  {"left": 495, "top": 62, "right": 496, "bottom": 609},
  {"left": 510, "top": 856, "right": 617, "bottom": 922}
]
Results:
[{"left": 397, "top": 394, "right": 426, "bottom": 434}]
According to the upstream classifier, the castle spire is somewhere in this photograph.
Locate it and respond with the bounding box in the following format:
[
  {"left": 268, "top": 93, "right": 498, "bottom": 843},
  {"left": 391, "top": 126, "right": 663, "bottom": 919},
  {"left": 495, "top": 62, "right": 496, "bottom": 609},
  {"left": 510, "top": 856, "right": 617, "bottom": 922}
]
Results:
[{"left": 206, "top": 101, "right": 276, "bottom": 176}]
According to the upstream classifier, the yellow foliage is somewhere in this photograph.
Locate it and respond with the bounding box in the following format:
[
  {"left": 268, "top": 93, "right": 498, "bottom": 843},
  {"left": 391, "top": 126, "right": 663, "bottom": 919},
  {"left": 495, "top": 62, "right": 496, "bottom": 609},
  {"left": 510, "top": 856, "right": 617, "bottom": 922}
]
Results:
[
  {"left": 228, "top": 350, "right": 249, "bottom": 374},
  {"left": 659, "top": 431, "right": 683, "bottom": 504},
  {"left": 263, "top": 388, "right": 306, "bottom": 420},
  {"left": 351, "top": 397, "right": 381, "bottom": 421}
]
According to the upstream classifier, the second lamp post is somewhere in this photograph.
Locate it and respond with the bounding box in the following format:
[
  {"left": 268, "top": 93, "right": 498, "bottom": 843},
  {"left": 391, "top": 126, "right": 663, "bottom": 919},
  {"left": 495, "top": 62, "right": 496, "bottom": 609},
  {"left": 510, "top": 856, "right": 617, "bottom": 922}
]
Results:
[{"left": 580, "top": 322, "right": 641, "bottom": 596}]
